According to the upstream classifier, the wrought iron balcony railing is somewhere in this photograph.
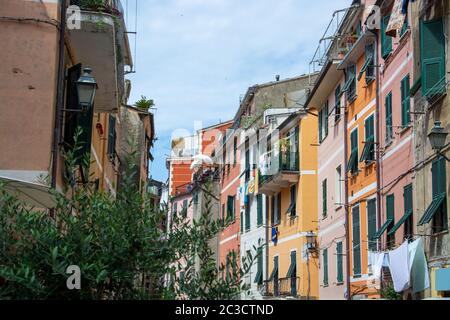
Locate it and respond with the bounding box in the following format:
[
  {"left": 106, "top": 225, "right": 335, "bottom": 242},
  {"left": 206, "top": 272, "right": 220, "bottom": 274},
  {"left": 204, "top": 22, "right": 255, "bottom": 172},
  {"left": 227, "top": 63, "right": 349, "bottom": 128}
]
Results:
[
  {"left": 259, "top": 145, "right": 299, "bottom": 186},
  {"left": 263, "top": 277, "right": 300, "bottom": 298},
  {"left": 70, "top": 0, "right": 124, "bottom": 16}
]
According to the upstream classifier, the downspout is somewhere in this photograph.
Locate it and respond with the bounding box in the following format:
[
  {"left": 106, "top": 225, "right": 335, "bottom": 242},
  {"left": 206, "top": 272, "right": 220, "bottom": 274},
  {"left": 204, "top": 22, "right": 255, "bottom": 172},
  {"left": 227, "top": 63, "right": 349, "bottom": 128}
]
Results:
[
  {"left": 51, "top": 0, "right": 67, "bottom": 189},
  {"left": 372, "top": 28, "right": 383, "bottom": 255},
  {"left": 343, "top": 68, "right": 351, "bottom": 301},
  {"left": 265, "top": 196, "right": 270, "bottom": 297}
]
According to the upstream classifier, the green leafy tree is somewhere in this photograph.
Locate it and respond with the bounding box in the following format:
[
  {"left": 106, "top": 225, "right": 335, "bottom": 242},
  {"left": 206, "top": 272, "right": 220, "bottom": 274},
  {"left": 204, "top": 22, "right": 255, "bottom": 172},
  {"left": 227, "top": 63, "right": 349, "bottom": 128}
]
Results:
[{"left": 0, "top": 129, "right": 259, "bottom": 300}]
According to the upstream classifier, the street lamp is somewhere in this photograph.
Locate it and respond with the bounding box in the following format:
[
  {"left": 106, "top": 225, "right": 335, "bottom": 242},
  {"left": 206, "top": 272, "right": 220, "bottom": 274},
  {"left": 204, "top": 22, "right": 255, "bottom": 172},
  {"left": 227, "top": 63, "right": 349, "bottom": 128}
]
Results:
[
  {"left": 428, "top": 121, "right": 448, "bottom": 151},
  {"left": 76, "top": 67, "right": 98, "bottom": 110},
  {"left": 306, "top": 231, "right": 317, "bottom": 251}
]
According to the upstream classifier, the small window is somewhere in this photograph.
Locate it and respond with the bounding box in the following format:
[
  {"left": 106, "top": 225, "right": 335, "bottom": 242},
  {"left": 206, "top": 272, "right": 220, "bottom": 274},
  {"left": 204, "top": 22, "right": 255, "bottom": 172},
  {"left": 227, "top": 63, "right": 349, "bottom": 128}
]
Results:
[
  {"left": 287, "top": 185, "right": 297, "bottom": 217},
  {"left": 334, "top": 85, "right": 341, "bottom": 122},
  {"left": 335, "top": 166, "right": 343, "bottom": 206},
  {"left": 401, "top": 74, "right": 411, "bottom": 127},
  {"left": 322, "top": 179, "right": 327, "bottom": 218},
  {"left": 323, "top": 248, "right": 328, "bottom": 287},
  {"left": 347, "top": 129, "right": 359, "bottom": 175},
  {"left": 227, "top": 195, "right": 235, "bottom": 221},
  {"left": 385, "top": 92, "right": 393, "bottom": 142}
]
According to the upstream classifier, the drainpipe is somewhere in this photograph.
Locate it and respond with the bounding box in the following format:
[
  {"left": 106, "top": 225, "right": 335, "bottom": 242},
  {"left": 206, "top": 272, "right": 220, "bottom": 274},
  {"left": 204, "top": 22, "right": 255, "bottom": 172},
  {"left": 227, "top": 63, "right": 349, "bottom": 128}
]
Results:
[
  {"left": 51, "top": 0, "right": 67, "bottom": 189},
  {"left": 343, "top": 68, "right": 351, "bottom": 301},
  {"left": 265, "top": 196, "right": 270, "bottom": 297},
  {"left": 372, "top": 28, "right": 383, "bottom": 256}
]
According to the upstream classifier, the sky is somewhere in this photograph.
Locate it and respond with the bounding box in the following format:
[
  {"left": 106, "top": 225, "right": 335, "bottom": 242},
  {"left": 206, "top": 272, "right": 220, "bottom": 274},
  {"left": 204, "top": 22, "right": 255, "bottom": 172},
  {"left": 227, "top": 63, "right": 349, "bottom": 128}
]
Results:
[{"left": 125, "top": 0, "right": 351, "bottom": 183}]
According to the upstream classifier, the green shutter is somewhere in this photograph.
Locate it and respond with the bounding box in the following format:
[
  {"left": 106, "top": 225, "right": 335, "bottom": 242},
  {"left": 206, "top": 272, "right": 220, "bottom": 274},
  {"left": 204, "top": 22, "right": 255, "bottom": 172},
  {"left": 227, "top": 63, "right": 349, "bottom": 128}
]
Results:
[
  {"left": 322, "top": 179, "right": 327, "bottom": 217},
  {"left": 318, "top": 110, "right": 323, "bottom": 143},
  {"left": 245, "top": 199, "right": 250, "bottom": 232},
  {"left": 348, "top": 129, "right": 359, "bottom": 174},
  {"left": 385, "top": 92, "right": 393, "bottom": 141},
  {"left": 227, "top": 196, "right": 235, "bottom": 221},
  {"left": 401, "top": 75, "right": 411, "bottom": 126},
  {"left": 382, "top": 15, "right": 393, "bottom": 59},
  {"left": 335, "top": 85, "right": 341, "bottom": 122},
  {"left": 361, "top": 115, "right": 375, "bottom": 162},
  {"left": 240, "top": 211, "right": 243, "bottom": 233},
  {"left": 420, "top": 18, "right": 446, "bottom": 96},
  {"left": 323, "top": 248, "right": 329, "bottom": 286},
  {"left": 324, "top": 101, "right": 329, "bottom": 138},
  {"left": 257, "top": 194, "right": 263, "bottom": 226},
  {"left": 352, "top": 206, "right": 361, "bottom": 276},
  {"left": 336, "top": 242, "right": 344, "bottom": 283},
  {"left": 367, "top": 199, "right": 377, "bottom": 250}
]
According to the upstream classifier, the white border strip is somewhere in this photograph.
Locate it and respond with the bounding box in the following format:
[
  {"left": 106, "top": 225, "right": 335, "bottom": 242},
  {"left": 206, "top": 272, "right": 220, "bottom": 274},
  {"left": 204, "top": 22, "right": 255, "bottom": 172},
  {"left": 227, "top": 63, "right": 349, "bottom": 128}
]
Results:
[
  {"left": 349, "top": 182, "right": 377, "bottom": 203},
  {"left": 347, "top": 99, "right": 376, "bottom": 129}
]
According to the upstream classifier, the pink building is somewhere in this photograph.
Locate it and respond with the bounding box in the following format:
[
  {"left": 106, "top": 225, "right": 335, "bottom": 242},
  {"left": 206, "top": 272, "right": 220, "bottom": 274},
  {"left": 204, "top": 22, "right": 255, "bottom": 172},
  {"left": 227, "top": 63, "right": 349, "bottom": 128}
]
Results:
[{"left": 374, "top": 0, "right": 415, "bottom": 252}]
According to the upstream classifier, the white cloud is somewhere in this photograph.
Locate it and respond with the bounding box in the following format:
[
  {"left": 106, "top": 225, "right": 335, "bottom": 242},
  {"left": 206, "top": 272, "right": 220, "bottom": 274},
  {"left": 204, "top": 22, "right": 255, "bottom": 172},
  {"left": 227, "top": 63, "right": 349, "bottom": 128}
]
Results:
[{"left": 125, "top": 0, "right": 351, "bottom": 180}]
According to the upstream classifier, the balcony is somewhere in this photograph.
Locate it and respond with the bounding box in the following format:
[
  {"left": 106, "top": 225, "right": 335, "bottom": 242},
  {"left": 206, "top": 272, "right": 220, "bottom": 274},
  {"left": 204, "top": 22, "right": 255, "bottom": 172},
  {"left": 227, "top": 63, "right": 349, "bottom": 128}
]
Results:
[
  {"left": 262, "top": 277, "right": 300, "bottom": 299},
  {"left": 258, "top": 146, "right": 299, "bottom": 195},
  {"left": 68, "top": 0, "right": 132, "bottom": 112},
  {"left": 174, "top": 183, "right": 193, "bottom": 197}
]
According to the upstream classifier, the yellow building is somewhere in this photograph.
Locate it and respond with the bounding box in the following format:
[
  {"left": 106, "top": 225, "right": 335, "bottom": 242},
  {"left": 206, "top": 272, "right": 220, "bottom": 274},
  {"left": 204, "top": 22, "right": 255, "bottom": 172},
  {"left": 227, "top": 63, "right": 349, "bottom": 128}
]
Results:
[{"left": 258, "top": 110, "right": 319, "bottom": 299}]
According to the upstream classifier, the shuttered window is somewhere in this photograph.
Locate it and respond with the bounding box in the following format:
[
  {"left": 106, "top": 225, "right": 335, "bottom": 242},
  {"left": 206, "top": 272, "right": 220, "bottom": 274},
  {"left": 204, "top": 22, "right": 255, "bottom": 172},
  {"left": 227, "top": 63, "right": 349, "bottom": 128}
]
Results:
[
  {"left": 385, "top": 92, "right": 393, "bottom": 142},
  {"left": 245, "top": 200, "right": 251, "bottom": 232},
  {"left": 324, "top": 101, "right": 329, "bottom": 139},
  {"left": 431, "top": 157, "right": 448, "bottom": 233},
  {"left": 335, "top": 85, "right": 341, "bottom": 122},
  {"left": 322, "top": 179, "right": 327, "bottom": 218},
  {"left": 336, "top": 242, "right": 344, "bottom": 283},
  {"left": 347, "top": 129, "right": 359, "bottom": 174},
  {"left": 381, "top": 15, "right": 393, "bottom": 59},
  {"left": 404, "top": 184, "right": 414, "bottom": 240},
  {"left": 257, "top": 194, "right": 263, "bottom": 226},
  {"left": 361, "top": 115, "right": 375, "bottom": 162},
  {"left": 318, "top": 109, "right": 323, "bottom": 143},
  {"left": 107, "top": 115, "right": 116, "bottom": 157},
  {"left": 352, "top": 206, "right": 361, "bottom": 276},
  {"left": 227, "top": 195, "right": 235, "bottom": 221},
  {"left": 386, "top": 194, "right": 396, "bottom": 247},
  {"left": 401, "top": 75, "right": 411, "bottom": 127},
  {"left": 323, "top": 248, "right": 329, "bottom": 286},
  {"left": 367, "top": 199, "right": 377, "bottom": 251},
  {"left": 420, "top": 18, "right": 446, "bottom": 97}
]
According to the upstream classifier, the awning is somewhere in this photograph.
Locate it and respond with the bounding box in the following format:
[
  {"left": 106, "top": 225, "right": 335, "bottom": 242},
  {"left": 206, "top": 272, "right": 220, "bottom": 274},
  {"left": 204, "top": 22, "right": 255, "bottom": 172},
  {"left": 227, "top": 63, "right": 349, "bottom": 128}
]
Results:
[
  {"left": 388, "top": 210, "right": 413, "bottom": 236},
  {"left": 386, "top": 0, "right": 405, "bottom": 37},
  {"left": 372, "top": 218, "right": 394, "bottom": 240},
  {"left": 0, "top": 176, "right": 57, "bottom": 209},
  {"left": 268, "top": 263, "right": 278, "bottom": 282},
  {"left": 418, "top": 194, "right": 446, "bottom": 226}
]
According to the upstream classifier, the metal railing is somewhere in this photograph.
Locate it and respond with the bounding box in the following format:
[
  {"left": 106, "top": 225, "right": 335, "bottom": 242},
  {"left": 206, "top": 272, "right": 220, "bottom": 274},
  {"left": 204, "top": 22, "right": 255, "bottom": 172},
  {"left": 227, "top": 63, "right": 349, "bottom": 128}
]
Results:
[
  {"left": 174, "top": 183, "right": 193, "bottom": 196},
  {"left": 70, "top": 0, "right": 124, "bottom": 16},
  {"left": 259, "top": 144, "right": 299, "bottom": 185},
  {"left": 263, "top": 277, "right": 300, "bottom": 298}
]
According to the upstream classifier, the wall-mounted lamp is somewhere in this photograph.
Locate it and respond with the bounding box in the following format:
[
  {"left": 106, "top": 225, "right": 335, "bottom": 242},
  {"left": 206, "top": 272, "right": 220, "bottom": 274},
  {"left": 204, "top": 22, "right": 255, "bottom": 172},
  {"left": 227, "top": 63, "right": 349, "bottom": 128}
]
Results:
[
  {"left": 306, "top": 231, "right": 317, "bottom": 251},
  {"left": 428, "top": 121, "right": 450, "bottom": 162},
  {"left": 76, "top": 67, "right": 98, "bottom": 111}
]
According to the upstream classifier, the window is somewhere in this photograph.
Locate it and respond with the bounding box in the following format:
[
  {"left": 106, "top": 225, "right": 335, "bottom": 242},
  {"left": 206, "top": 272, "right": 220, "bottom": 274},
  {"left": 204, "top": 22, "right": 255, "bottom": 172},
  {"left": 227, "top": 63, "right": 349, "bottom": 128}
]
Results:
[
  {"left": 361, "top": 114, "right": 375, "bottom": 163},
  {"left": 322, "top": 179, "right": 327, "bottom": 218},
  {"left": 254, "top": 250, "right": 263, "bottom": 285},
  {"left": 182, "top": 199, "right": 188, "bottom": 218},
  {"left": 432, "top": 157, "right": 447, "bottom": 233},
  {"left": 240, "top": 211, "right": 243, "bottom": 234},
  {"left": 367, "top": 199, "right": 377, "bottom": 251},
  {"left": 335, "top": 85, "right": 341, "bottom": 122},
  {"left": 401, "top": 74, "right": 411, "bottom": 127},
  {"left": 385, "top": 92, "right": 393, "bottom": 142},
  {"left": 233, "top": 137, "right": 238, "bottom": 166},
  {"left": 107, "top": 116, "right": 116, "bottom": 157},
  {"left": 287, "top": 251, "right": 297, "bottom": 296},
  {"left": 269, "top": 256, "right": 279, "bottom": 296},
  {"left": 403, "top": 184, "right": 414, "bottom": 240},
  {"left": 318, "top": 102, "right": 329, "bottom": 143},
  {"left": 400, "top": 15, "right": 409, "bottom": 37},
  {"left": 245, "top": 137, "right": 250, "bottom": 182},
  {"left": 173, "top": 202, "right": 178, "bottom": 219},
  {"left": 352, "top": 206, "right": 361, "bottom": 276},
  {"left": 381, "top": 15, "right": 393, "bottom": 59},
  {"left": 272, "top": 193, "right": 281, "bottom": 225},
  {"left": 227, "top": 195, "right": 235, "bottom": 221},
  {"left": 420, "top": 18, "right": 446, "bottom": 97},
  {"left": 358, "top": 43, "right": 375, "bottom": 82},
  {"left": 343, "top": 65, "right": 357, "bottom": 101},
  {"left": 257, "top": 194, "right": 263, "bottom": 226},
  {"left": 323, "top": 248, "right": 329, "bottom": 287},
  {"left": 336, "top": 242, "right": 344, "bottom": 284},
  {"left": 386, "top": 194, "right": 396, "bottom": 248},
  {"left": 347, "top": 129, "right": 359, "bottom": 175},
  {"left": 418, "top": 158, "right": 447, "bottom": 231},
  {"left": 222, "top": 203, "right": 225, "bottom": 220},
  {"left": 245, "top": 199, "right": 251, "bottom": 232},
  {"left": 335, "top": 166, "right": 343, "bottom": 206},
  {"left": 287, "top": 185, "right": 297, "bottom": 217}
]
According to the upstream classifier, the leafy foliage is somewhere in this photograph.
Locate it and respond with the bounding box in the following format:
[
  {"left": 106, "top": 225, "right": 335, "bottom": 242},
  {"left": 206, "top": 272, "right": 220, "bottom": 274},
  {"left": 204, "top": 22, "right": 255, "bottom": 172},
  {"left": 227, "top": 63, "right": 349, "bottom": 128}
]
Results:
[
  {"left": 0, "top": 129, "right": 259, "bottom": 300},
  {"left": 135, "top": 96, "right": 155, "bottom": 111}
]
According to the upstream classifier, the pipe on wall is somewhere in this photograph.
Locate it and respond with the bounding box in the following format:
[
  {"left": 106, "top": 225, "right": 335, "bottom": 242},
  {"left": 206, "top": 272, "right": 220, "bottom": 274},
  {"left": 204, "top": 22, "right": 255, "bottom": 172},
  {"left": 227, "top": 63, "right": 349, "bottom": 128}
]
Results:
[{"left": 51, "top": 0, "right": 67, "bottom": 189}]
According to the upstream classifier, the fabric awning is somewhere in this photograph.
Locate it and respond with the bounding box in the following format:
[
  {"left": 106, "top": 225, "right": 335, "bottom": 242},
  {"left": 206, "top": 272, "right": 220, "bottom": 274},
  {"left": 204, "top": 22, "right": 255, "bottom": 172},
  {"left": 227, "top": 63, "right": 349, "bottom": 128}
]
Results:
[
  {"left": 388, "top": 210, "right": 413, "bottom": 236},
  {"left": 418, "top": 194, "right": 446, "bottom": 226},
  {"left": 372, "top": 218, "right": 394, "bottom": 240},
  {"left": 0, "top": 176, "right": 57, "bottom": 209},
  {"left": 386, "top": 0, "right": 405, "bottom": 37}
]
